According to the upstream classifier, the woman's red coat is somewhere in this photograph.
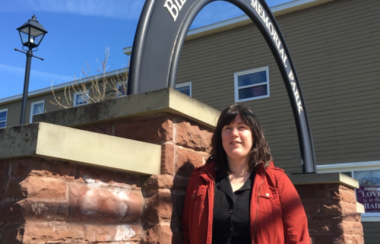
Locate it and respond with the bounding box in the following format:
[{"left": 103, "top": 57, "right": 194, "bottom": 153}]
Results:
[{"left": 181, "top": 161, "right": 310, "bottom": 244}]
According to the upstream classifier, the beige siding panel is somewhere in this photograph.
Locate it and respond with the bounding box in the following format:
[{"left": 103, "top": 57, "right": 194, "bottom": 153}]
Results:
[
  {"left": 0, "top": 102, "right": 21, "bottom": 128},
  {"left": 0, "top": 76, "right": 124, "bottom": 128},
  {"left": 178, "top": 0, "right": 380, "bottom": 172},
  {"left": 363, "top": 222, "right": 380, "bottom": 244}
]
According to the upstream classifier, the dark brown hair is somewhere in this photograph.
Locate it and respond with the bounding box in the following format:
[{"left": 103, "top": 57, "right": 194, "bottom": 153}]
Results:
[{"left": 208, "top": 104, "right": 272, "bottom": 173}]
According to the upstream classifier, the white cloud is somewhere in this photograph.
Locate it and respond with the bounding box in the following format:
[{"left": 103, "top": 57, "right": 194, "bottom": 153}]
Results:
[
  {"left": 0, "top": 64, "right": 73, "bottom": 83},
  {"left": 1, "top": 0, "right": 145, "bottom": 20}
]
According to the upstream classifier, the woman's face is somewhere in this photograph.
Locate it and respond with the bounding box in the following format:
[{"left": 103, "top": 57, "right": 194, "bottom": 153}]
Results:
[{"left": 221, "top": 113, "right": 254, "bottom": 164}]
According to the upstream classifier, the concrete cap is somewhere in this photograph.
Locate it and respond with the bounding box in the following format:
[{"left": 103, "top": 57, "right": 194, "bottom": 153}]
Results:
[
  {"left": 289, "top": 172, "right": 359, "bottom": 189},
  {"left": 33, "top": 88, "right": 220, "bottom": 129},
  {"left": 356, "top": 203, "right": 365, "bottom": 214},
  {"left": 0, "top": 122, "right": 161, "bottom": 175}
]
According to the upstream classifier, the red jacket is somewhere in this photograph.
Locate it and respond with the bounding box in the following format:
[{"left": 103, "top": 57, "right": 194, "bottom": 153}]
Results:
[{"left": 181, "top": 161, "right": 310, "bottom": 244}]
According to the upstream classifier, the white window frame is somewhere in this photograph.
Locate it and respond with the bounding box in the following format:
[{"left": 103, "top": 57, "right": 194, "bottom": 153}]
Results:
[
  {"left": 73, "top": 90, "right": 90, "bottom": 107},
  {"left": 317, "top": 160, "right": 380, "bottom": 222},
  {"left": 29, "top": 100, "right": 45, "bottom": 123},
  {"left": 175, "top": 81, "right": 192, "bottom": 97},
  {"left": 116, "top": 81, "right": 128, "bottom": 97},
  {"left": 0, "top": 108, "right": 8, "bottom": 128},
  {"left": 234, "top": 67, "right": 270, "bottom": 102}
]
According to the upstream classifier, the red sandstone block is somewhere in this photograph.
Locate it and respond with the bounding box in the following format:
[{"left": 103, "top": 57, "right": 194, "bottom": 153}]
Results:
[
  {"left": 85, "top": 224, "right": 140, "bottom": 242},
  {"left": 55, "top": 201, "right": 70, "bottom": 221},
  {"left": 0, "top": 201, "right": 23, "bottom": 221},
  {"left": 308, "top": 215, "right": 342, "bottom": 223},
  {"left": 76, "top": 166, "right": 141, "bottom": 189},
  {"left": 331, "top": 189, "right": 357, "bottom": 204},
  {"left": 9, "top": 157, "right": 76, "bottom": 179},
  {"left": 339, "top": 184, "right": 356, "bottom": 193},
  {"left": 22, "top": 221, "right": 85, "bottom": 243},
  {"left": 295, "top": 184, "right": 332, "bottom": 198},
  {"left": 340, "top": 202, "right": 357, "bottom": 215},
  {"left": 337, "top": 222, "right": 364, "bottom": 236},
  {"left": 171, "top": 222, "right": 184, "bottom": 244},
  {"left": 175, "top": 121, "right": 212, "bottom": 151},
  {"left": 321, "top": 203, "right": 343, "bottom": 215},
  {"left": 17, "top": 199, "right": 58, "bottom": 221},
  {"left": 310, "top": 236, "right": 316, "bottom": 244},
  {"left": 114, "top": 116, "right": 173, "bottom": 143},
  {"left": 171, "top": 191, "right": 186, "bottom": 224},
  {"left": 342, "top": 213, "right": 361, "bottom": 222},
  {"left": 161, "top": 143, "right": 175, "bottom": 175},
  {"left": 175, "top": 147, "right": 203, "bottom": 177},
  {"left": 0, "top": 162, "right": 10, "bottom": 200},
  {"left": 142, "top": 223, "right": 173, "bottom": 244},
  {"left": 142, "top": 189, "right": 173, "bottom": 223},
  {"left": 202, "top": 151, "right": 210, "bottom": 162},
  {"left": 302, "top": 201, "right": 321, "bottom": 215},
  {"left": 15, "top": 199, "right": 69, "bottom": 222},
  {"left": 20, "top": 176, "right": 67, "bottom": 200},
  {"left": 5, "top": 177, "right": 24, "bottom": 200},
  {"left": 341, "top": 234, "right": 364, "bottom": 244},
  {"left": 68, "top": 183, "right": 142, "bottom": 223},
  {"left": 313, "top": 235, "right": 337, "bottom": 244},
  {"left": 172, "top": 175, "right": 190, "bottom": 191},
  {"left": 80, "top": 123, "right": 114, "bottom": 135},
  {"left": 0, "top": 223, "right": 24, "bottom": 244},
  {"left": 144, "top": 175, "right": 174, "bottom": 189},
  {"left": 308, "top": 220, "right": 339, "bottom": 235}
]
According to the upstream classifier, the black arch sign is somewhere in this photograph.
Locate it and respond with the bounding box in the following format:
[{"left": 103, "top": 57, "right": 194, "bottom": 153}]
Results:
[{"left": 128, "top": 0, "right": 316, "bottom": 173}]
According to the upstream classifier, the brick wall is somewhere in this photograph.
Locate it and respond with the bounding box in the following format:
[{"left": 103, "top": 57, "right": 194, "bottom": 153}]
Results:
[{"left": 0, "top": 112, "right": 213, "bottom": 243}]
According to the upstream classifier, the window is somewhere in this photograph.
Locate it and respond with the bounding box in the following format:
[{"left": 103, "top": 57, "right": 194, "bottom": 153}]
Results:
[
  {"left": 73, "top": 90, "right": 89, "bottom": 106},
  {"left": 116, "top": 82, "right": 127, "bottom": 97},
  {"left": 29, "top": 100, "right": 44, "bottom": 123},
  {"left": 0, "top": 109, "right": 8, "bottom": 128},
  {"left": 317, "top": 161, "right": 380, "bottom": 222},
  {"left": 234, "top": 67, "right": 269, "bottom": 102},
  {"left": 175, "top": 82, "right": 192, "bottom": 97}
]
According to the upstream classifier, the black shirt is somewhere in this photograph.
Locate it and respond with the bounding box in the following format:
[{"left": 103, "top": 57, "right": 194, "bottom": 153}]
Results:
[{"left": 212, "top": 171, "right": 255, "bottom": 244}]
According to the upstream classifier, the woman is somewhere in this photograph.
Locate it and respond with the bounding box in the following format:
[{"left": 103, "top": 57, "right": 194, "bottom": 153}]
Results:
[{"left": 181, "top": 104, "right": 310, "bottom": 244}]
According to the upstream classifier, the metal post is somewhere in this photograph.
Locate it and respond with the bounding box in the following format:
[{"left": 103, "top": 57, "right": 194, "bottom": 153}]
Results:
[{"left": 20, "top": 48, "right": 33, "bottom": 124}]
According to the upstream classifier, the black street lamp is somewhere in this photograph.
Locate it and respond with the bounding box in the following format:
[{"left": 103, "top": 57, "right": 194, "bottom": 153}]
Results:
[{"left": 15, "top": 15, "right": 47, "bottom": 124}]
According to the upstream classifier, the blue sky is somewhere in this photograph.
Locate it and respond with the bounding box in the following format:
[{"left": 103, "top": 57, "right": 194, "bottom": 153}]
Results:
[{"left": 0, "top": 0, "right": 293, "bottom": 99}]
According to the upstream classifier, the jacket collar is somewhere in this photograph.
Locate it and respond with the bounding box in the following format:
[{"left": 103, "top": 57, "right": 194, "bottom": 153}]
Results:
[
  {"left": 196, "top": 160, "right": 274, "bottom": 178},
  {"left": 195, "top": 160, "right": 217, "bottom": 180}
]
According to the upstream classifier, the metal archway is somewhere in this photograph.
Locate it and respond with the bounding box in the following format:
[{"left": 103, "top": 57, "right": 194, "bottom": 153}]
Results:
[{"left": 128, "top": 0, "right": 316, "bottom": 173}]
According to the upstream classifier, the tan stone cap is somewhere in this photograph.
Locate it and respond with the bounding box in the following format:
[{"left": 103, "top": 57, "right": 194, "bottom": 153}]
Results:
[
  {"left": 289, "top": 172, "right": 359, "bottom": 189},
  {"left": 356, "top": 203, "right": 365, "bottom": 214},
  {"left": 0, "top": 122, "right": 161, "bottom": 175},
  {"left": 34, "top": 88, "right": 220, "bottom": 129}
]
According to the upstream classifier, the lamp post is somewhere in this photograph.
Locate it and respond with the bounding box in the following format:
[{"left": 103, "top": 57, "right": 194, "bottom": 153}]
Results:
[{"left": 15, "top": 14, "right": 47, "bottom": 124}]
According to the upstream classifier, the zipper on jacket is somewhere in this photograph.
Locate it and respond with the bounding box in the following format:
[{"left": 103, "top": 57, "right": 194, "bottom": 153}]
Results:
[{"left": 252, "top": 170, "right": 266, "bottom": 243}]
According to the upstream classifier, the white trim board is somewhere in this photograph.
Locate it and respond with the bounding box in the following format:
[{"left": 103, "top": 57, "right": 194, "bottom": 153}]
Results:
[{"left": 317, "top": 161, "right": 380, "bottom": 173}]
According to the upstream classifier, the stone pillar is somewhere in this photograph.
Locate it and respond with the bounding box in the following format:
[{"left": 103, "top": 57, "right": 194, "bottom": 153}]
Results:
[
  {"left": 78, "top": 113, "right": 214, "bottom": 243},
  {"left": 290, "top": 173, "right": 365, "bottom": 244},
  {"left": 0, "top": 88, "right": 218, "bottom": 244}
]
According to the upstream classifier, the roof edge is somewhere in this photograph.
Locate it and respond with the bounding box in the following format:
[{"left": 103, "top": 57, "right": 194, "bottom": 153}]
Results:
[
  {"left": 123, "top": 0, "right": 335, "bottom": 55},
  {"left": 0, "top": 67, "right": 128, "bottom": 104}
]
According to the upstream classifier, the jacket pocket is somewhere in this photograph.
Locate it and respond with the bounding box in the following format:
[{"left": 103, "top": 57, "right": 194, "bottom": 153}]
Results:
[
  {"left": 258, "top": 187, "right": 279, "bottom": 214},
  {"left": 192, "top": 185, "right": 207, "bottom": 214}
]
